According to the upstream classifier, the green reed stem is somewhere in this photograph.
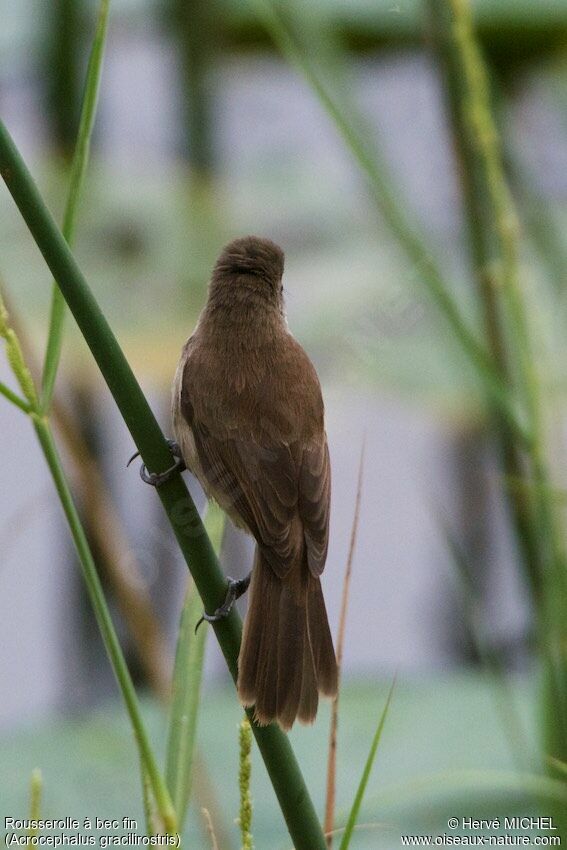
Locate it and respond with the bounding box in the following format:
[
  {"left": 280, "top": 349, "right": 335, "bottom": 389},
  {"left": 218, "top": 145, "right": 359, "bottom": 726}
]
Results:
[
  {"left": 41, "top": 0, "right": 111, "bottom": 412},
  {"left": 1, "top": 289, "right": 176, "bottom": 831},
  {"left": 0, "top": 381, "right": 32, "bottom": 414},
  {"left": 32, "top": 416, "right": 177, "bottom": 832},
  {"left": 247, "top": 0, "right": 529, "bottom": 445},
  {"left": 425, "top": 0, "right": 545, "bottom": 602},
  {"left": 165, "top": 502, "right": 222, "bottom": 831},
  {"left": 338, "top": 679, "right": 395, "bottom": 850},
  {"left": 427, "top": 0, "right": 567, "bottom": 828},
  {"left": 0, "top": 120, "right": 327, "bottom": 850}
]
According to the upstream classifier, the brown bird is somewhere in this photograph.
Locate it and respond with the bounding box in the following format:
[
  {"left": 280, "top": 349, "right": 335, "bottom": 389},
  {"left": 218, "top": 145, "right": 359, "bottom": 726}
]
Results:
[{"left": 171, "top": 235, "right": 338, "bottom": 730}]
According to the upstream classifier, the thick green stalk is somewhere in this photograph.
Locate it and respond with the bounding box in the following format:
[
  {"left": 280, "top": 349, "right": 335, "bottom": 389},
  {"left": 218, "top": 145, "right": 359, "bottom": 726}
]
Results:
[
  {"left": 427, "top": 0, "right": 567, "bottom": 831},
  {"left": 32, "top": 416, "right": 176, "bottom": 832},
  {"left": 43, "top": 0, "right": 83, "bottom": 156},
  {"left": 426, "top": 0, "right": 543, "bottom": 601},
  {"left": 168, "top": 0, "right": 216, "bottom": 174},
  {"left": 41, "top": 0, "right": 111, "bottom": 411},
  {"left": 0, "top": 121, "right": 327, "bottom": 850},
  {"left": 438, "top": 0, "right": 562, "bottom": 582},
  {"left": 0, "top": 292, "right": 175, "bottom": 828}
]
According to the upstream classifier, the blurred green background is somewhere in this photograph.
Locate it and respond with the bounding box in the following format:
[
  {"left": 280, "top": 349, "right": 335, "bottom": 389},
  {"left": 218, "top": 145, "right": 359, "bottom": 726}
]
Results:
[{"left": 2, "top": 0, "right": 567, "bottom": 846}]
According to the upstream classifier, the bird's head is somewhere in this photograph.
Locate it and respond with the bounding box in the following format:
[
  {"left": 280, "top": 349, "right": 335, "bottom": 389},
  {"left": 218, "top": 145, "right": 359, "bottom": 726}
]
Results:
[{"left": 208, "top": 236, "right": 285, "bottom": 313}]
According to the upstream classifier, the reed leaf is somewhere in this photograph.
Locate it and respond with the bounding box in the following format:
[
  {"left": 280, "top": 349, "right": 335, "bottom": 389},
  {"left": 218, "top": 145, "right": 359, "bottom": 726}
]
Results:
[
  {"left": 165, "top": 503, "right": 226, "bottom": 829},
  {"left": 0, "top": 119, "right": 327, "bottom": 850},
  {"left": 41, "top": 0, "right": 111, "bottom": 412},
  {"left": 325, "top": 443, "right": 365, "bottom": 847},
  {"left": 246, "top": 0, "right": 527, "bottom": 443},
  {"left": 338, "top": 678, "right": 395, "bottom": 850}
]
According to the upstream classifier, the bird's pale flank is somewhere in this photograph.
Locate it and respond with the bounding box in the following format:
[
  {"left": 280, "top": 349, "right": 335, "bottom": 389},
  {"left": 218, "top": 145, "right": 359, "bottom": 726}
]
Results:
[{"left": 172, "top": 235, "right": 338, "bottom": 730}]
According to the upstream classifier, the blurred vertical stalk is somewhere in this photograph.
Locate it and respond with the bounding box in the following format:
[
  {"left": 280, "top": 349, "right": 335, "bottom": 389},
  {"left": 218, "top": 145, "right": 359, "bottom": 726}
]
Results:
[
  {"left": 427, "top": 0, "right": 567, "bottom": 825},
  {"left": 426, "top": 0, "right": 542, "bottom": 599},
  {"left": 42, "top": 0, "right": 84, "bottom": 158},
  {"left": 162, "top": 0, "right": 221, "bottom": 311},
  {"left": 28, "top": 770, "right": 42, "bottom": 837},
  {"left": 169, "top": 0, "right": 217, "bottom": 175},
  {"left": 248, "top": 0, "right": 527, "bottom": 441}
]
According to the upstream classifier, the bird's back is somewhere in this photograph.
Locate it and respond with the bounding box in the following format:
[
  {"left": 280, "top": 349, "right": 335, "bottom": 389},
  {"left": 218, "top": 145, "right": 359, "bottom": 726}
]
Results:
[{"left": 175, "top": 323, "right": 325, "bottom": 448}]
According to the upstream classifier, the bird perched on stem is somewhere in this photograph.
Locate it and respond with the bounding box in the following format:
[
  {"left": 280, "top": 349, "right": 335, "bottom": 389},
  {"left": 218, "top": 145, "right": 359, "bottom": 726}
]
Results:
[{"left": 171, "top": 235, "right": 338, "bottom": 730}]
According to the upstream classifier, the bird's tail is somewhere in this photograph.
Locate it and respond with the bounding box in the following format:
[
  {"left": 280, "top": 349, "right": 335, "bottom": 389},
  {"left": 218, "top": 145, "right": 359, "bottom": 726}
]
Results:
[{"left": 237, "top": 548, "right": 338, "bottom": 731}]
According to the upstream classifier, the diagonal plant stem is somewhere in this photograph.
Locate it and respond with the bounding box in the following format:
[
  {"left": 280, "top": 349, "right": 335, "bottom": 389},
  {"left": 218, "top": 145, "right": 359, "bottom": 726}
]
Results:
[
  {"left": 202, "top": 808, "right": 220, "bottom": 850},
  {"left": 0, "top": 380, "right": 31, "bottom": 413},
  {"left": 338, "top": 678, "right": 396, "bottom": 850},
  {"left": 324, "top": 443, "right": 364, "bottom": 848},
  {"left": 165, "top": 503, "right": 225, "bottom": 830},
  {"left": 165, "top": 580, "right": 207, "bottom": 826},
  {"left": 246, "top": 0, "right": 529, "bottom": 446},
  {"left": 41, "top": 0, "right": 111, "bottom": 412},
  {"left": 0, "top": 289, "right": 177, "bottom": 831},
  {"left": 425, "top": 0, "right": 546, "bottom": 603},
  {"left": 427, "top": 1, "right": 567, "bottom": 832},
  {"left": 1, "top": 1, "right": 180, "bottom": 828},
  {"left": 429, "top": 0, "right": 567, "bottom": 757},
  {"left": 141, "top": 760, "right": 161, "bottom": 834},
  {"left": 31, "top": 417, "right": 177, "bottom": 832},
  {"left": 3, "top": 283, "right": 175, "bottom": 697},
  {"left": 0, "top": 120, "right": 327, "bottom": 850},
  {"left": 427, "top": 0, "right": 567, "bottom": 641}
]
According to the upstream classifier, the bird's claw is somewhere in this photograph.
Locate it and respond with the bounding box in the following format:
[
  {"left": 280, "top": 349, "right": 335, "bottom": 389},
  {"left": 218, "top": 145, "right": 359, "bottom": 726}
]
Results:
[
  {"left": 195, "top": 574, "right": 251, "bottom": 633},
  {"left": 127, "top": 440, "right": 186, "bottom": 487}
]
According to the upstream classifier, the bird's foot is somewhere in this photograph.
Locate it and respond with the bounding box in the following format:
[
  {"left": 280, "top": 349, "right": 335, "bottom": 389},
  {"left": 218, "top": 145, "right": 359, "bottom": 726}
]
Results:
[
  {"left": 195, "top": 573, "right": 251, "bottom": 632},
  {"left": 127, "top": 439, "right": 186, "bottom": 487}
]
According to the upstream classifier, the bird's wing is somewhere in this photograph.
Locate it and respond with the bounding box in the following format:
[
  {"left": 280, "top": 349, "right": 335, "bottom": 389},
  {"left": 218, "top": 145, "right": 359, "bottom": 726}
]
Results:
[
  {"left": 298, "top": 438, "right": 330, "bottom": 577},
  {"left": 179, "top": 334, "right": 330, "bottom": 579},
  {"left": 182, "top": 391, "right": 301, "bottom": 578}
]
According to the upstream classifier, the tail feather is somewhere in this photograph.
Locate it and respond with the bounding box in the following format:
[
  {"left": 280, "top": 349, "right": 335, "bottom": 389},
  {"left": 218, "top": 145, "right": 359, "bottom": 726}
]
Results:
[
  {"left": 239, "top": 559, "right": 279, "bottom": 720},
  {"left": 297, "top": 639, "right": 319, "bottom": 724},
  {"left": 275, "top": 587, "right": 305, "bottom": 729},
  {"left": 255, "top": 576, "right": 281, "bottom": 724},
  {"left": 237, "top": 549, "right": 337, "bottom": 730},
  {"left": 307, "top": 578, "right": 339, "bottom": 697}
]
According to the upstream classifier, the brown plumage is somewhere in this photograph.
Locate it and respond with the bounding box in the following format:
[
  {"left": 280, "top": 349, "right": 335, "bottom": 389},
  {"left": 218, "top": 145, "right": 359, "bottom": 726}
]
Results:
[{"left": 172, "top": 235, "right": 338, "bottom": 730}]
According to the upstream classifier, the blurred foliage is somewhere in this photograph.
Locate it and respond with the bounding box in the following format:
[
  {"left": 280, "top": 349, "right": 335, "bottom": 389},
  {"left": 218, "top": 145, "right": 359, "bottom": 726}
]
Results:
[
  {"left": 3, "top": 0, "right": 567, "bottom": 845},
  {"left": 4, "top": 1, "right": 567, "bottom": 66},
  {"left": 0, "top": 674, "right": 547, "bottom": 848},
  {"left": 0, "top": 157, "right": 493, "bottom": 412}
]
